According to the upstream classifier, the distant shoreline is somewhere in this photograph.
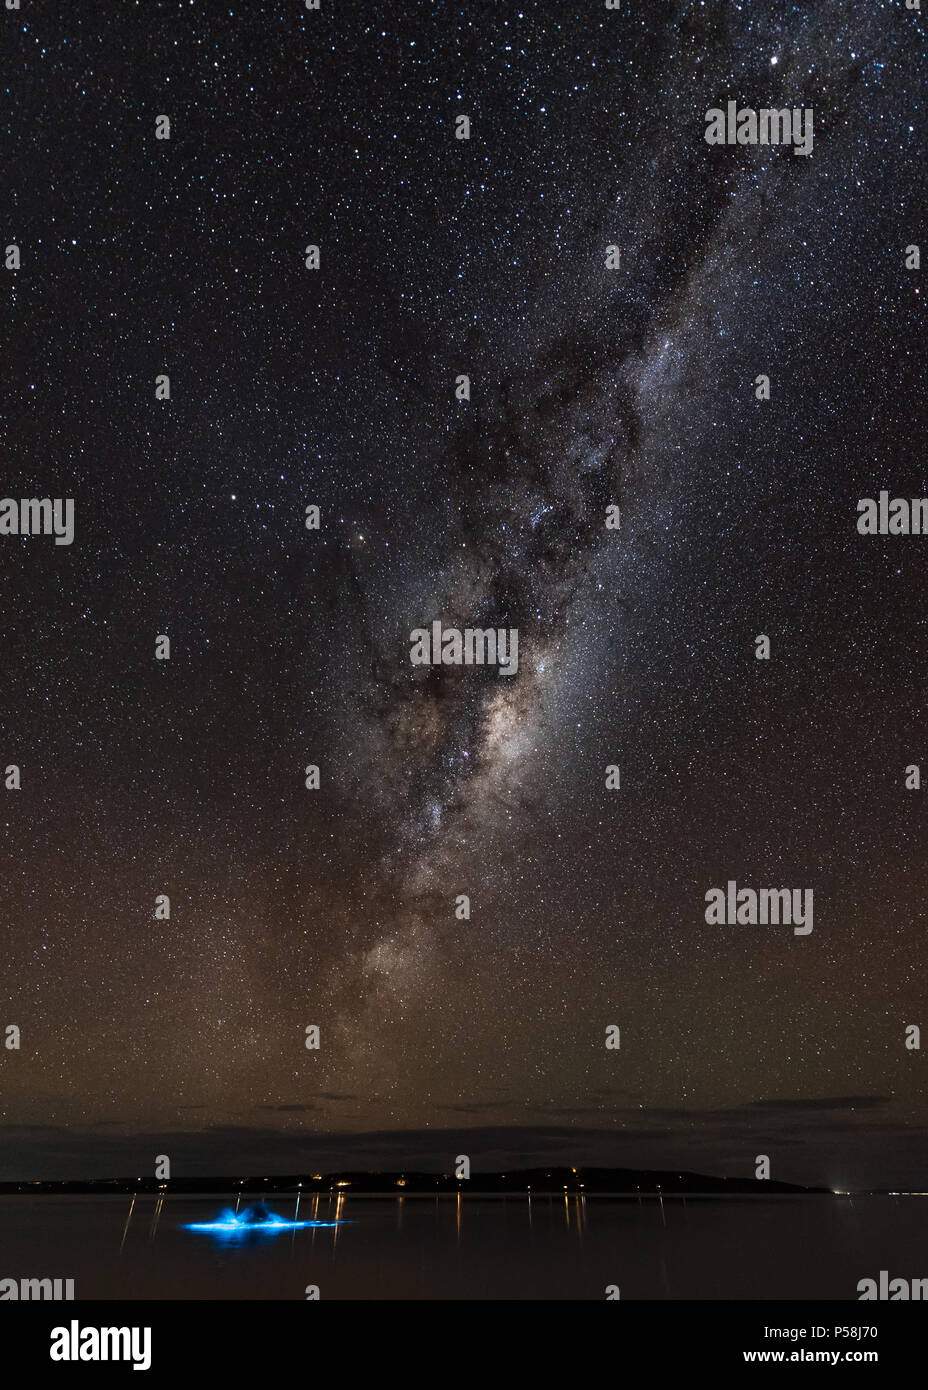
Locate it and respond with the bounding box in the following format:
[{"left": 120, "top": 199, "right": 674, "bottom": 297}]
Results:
[{"left": 0, "top": 1167, "right": 842, "bottom": 1197}]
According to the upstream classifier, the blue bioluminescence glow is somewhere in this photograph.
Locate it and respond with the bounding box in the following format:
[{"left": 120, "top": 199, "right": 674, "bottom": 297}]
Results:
[{"left": 183, "top": 1207, "right": 345, "bottom": 1241}]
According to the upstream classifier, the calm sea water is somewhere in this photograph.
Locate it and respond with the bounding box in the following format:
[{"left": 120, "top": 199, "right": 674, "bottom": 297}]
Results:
[{"left": 0, "top": 1193, "right": 924, "bottom": 1300}]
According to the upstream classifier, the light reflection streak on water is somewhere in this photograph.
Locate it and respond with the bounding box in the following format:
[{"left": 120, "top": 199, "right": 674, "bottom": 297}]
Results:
[
  {"left": 149, "top": 1197, "right": 163, "bottom": 1242},
  {"left": 119, "top": 1195, "right": 136, "bottom": 1254},
  {"left": 333, "top": 1192, "right": 345, "bottom": 1251},
  {"left": 290, "top": 1190, "right": 301, "bottom": 1252},
  {"left": 310, "top": 1193, "right": 320, "bottom": 1254}
]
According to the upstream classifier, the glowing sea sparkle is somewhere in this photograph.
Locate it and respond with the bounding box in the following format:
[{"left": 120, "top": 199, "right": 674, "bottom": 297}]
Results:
[{"left": 183, "top": 1208, "right": 344, "bottom": 1239}]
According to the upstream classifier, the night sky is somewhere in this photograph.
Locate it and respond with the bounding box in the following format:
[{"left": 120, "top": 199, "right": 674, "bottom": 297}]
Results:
[{"left": 2, "top": 0, "right": 926, "bottom": 1189}]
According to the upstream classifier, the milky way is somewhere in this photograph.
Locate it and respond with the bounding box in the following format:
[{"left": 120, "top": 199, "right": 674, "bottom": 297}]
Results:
[{"left": 2, "top": 1, "right": 926, "bottom": 1186}]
